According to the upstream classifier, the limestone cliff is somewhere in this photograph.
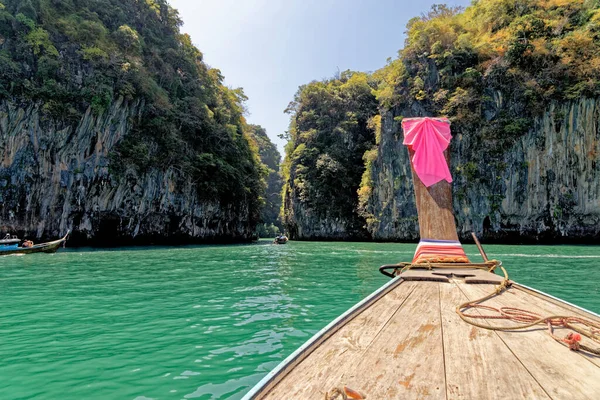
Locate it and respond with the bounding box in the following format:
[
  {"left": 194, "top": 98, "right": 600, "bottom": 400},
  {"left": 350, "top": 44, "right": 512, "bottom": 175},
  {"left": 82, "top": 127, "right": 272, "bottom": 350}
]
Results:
[
  {"left": 0, "top": 0, "right": 266, "bottom": 245},
  {"left": 0, "top": 99, "right": 255, "bottom": 245},
  {"left": 363, "top": 97, "right": 600, "bottom": 243}
]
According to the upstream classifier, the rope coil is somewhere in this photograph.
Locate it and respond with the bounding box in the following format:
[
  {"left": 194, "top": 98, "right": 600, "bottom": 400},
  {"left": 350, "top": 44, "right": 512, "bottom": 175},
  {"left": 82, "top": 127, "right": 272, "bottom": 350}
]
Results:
[{"left": 456, "top": 264, "right": 600, "bottom": 356}]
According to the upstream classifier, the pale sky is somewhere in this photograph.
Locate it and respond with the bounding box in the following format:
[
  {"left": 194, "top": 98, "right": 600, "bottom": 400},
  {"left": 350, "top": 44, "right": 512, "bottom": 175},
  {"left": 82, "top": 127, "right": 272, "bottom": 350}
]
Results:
[{"left": 170, "top": 0, "right": 471, "bottom": 154}]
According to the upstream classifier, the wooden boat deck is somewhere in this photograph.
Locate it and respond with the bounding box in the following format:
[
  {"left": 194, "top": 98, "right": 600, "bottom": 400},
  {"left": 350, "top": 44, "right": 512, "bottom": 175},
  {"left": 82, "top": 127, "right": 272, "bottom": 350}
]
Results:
[{"left": 256, "top": 278, "right": 600, "bottom": 399}]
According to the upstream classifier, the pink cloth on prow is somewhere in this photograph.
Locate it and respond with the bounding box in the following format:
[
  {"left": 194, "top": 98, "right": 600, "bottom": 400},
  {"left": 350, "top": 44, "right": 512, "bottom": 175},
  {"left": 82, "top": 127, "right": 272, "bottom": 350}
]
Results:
[{"left": 402, "top": 117, "right": 453, "bottom": 187}]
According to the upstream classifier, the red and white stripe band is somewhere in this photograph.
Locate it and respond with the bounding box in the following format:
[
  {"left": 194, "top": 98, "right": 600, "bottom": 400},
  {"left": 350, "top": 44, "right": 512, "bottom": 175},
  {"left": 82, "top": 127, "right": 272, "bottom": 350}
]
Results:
[{"left": 413, "top": 239, "right": 470, "bottom": 264}]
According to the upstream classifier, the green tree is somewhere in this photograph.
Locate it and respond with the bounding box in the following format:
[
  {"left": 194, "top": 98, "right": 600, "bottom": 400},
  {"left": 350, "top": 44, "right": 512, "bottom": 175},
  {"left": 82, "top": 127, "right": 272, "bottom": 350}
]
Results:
[{"left": 113, "top": 24, "right": 141, "bottom": 54}]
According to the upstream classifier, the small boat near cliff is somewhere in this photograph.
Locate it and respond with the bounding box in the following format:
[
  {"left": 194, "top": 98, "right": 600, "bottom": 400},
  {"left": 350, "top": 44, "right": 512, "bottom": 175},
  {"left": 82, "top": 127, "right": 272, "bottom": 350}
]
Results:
[
  {"left": 273, "top": 235, "right": 289, "bottom": 244},
  {"left": 0, "top": 232, "right": 69, "bottom": 256},
  {"left": 244, "top": 118, "right": 600, "bottom": 399}
]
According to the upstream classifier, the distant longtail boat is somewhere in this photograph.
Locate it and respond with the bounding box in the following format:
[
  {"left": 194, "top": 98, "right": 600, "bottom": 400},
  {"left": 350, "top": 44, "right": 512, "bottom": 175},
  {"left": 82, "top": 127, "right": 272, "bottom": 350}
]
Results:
[
  {"left": 0, "top": 232, "right": 69, "bottom": 256},
  {"left": 243, "top": 117, "right": 600, "bottom": 399}
]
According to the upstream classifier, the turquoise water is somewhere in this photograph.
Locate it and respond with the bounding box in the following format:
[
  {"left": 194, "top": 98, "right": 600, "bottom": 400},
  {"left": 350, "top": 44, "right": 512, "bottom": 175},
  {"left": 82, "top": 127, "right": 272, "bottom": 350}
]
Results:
[{"left": 1, "top": 241, "right": 599, "bottom": 399}]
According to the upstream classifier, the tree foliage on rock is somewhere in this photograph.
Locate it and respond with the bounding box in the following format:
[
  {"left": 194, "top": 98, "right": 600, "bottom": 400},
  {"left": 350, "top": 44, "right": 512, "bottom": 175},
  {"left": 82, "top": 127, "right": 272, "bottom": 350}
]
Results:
[
  {"left": 281, "top": 71, "right": 378, "bottom": 239},
  {"left": 376, "top": 0, "right": 600, "bottom": 150}
]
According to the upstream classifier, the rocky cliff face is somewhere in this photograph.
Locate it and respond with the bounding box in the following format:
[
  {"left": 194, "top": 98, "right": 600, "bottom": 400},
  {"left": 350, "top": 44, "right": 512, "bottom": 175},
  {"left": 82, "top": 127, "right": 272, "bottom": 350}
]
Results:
[
  {"left": 284, "top": 195, "right": 370, "bottom": 241},
  {"left": 364, "top": 97, "right": 600, "bottom": 243},
  {"left": 0, "top": 99, "right": 255, "bottom": 245}
]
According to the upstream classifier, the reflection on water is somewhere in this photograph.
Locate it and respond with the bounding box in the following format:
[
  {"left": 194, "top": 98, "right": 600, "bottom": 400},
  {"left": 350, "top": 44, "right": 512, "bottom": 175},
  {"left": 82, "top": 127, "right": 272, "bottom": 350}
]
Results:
[{"left": 0, "top": 241, "right": 598, "bottom": 399}]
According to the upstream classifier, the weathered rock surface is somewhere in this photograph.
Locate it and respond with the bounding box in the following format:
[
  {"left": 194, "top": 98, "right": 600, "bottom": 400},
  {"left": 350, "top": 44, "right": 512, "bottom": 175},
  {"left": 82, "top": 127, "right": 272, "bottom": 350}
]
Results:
[
  {"left": 283, "top": 197, "right": 370, "bottom": 241},
  {"left": 364, "top": 98, "right": 600, "bottom": 243},
  {"left": 0, "top": 99, "right": 255, "bottom": 245}
]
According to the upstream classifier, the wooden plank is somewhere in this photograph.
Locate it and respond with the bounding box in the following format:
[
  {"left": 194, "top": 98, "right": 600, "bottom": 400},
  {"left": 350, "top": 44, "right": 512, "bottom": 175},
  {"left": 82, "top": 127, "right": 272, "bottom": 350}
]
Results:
[
  {"left": 262, "top": 281, "right": 418, "bottom": 399},
  {"left": 401, "top": 269, "right": 450, "bottom": 282},
  {"left": 400, "top": 269, "right": 505, "bottom": 284},
  {"left": 439, "top": 281, "right": 550, "bottom": 399},
  {"left": 339, "top": 282, "right": 446, "bottom": 399},
  {"left": 462, "top": 270, "right": 506, "bottom": 284},
  {"left": 457, "top": 282, "right": 600, "bottom": 399}
]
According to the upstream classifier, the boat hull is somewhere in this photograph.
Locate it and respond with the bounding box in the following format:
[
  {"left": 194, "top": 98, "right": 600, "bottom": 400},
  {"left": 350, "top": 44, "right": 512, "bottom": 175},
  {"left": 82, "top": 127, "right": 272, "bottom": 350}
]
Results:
[{"left": 0, "top": 235, "right": 68, "bottom": 256}]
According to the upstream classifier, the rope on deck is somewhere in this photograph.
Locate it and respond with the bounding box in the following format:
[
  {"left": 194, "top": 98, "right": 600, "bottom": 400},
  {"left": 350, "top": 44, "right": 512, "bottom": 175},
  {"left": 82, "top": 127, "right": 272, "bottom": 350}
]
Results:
[{"left": 456, "top": 264, "right": 600, "bottom": 356}]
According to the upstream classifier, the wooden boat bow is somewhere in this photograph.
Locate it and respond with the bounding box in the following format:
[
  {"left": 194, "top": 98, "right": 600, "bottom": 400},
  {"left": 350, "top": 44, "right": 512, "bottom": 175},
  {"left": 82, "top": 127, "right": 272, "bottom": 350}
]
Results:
[{"left": 243, "top": 117, "right": 600, "bottom": 399}]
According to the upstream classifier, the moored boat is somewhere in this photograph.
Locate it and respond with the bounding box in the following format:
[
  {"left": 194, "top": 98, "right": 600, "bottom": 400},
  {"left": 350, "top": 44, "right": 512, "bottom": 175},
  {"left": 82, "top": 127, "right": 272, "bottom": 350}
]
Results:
[
  {"left": 273, "top": 235, "right": 288, "bottom": 244},
  {"left": 0, "top": 232, "right": 69, "bottom": 256},
  {"left": 243, "top": 118, "right": 600, "bottom": 399}
]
